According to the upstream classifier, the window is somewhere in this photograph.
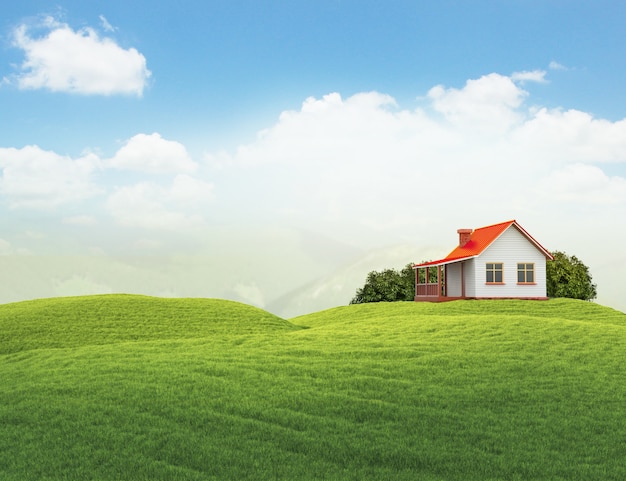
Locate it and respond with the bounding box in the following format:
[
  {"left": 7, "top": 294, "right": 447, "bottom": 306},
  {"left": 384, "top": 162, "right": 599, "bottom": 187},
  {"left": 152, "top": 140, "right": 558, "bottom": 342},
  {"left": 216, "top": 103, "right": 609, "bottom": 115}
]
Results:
[
  {"left": 517, "top": 263, "right": 535, "bottom": 283},
  {"left": 486, "top": 263, "right": 503, "bottom": 283}
]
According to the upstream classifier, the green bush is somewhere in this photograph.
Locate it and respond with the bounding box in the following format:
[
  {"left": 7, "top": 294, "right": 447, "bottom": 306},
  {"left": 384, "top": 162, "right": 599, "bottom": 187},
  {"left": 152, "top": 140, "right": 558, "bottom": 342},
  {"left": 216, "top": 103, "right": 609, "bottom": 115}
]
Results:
[
  {"left": 547, "top": 251, "right": 597, "bottom": 300},
  {"left": 350, "top": 263, "right": 415, "bottom": 304}
]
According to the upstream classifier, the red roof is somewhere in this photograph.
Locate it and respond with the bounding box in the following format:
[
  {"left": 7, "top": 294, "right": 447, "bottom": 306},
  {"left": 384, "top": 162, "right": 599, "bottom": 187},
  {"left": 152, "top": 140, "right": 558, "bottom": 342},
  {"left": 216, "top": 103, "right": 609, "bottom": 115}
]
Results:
[{"left": 413, "top": 220, "right": 553, "bottom": 268}]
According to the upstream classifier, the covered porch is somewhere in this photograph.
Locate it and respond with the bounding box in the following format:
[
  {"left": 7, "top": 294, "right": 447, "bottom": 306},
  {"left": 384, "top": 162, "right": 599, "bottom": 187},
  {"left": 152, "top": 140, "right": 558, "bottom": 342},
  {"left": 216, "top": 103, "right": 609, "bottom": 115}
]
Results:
[{"left": 413, "top": 259, "right": 468, "bottom": 302}]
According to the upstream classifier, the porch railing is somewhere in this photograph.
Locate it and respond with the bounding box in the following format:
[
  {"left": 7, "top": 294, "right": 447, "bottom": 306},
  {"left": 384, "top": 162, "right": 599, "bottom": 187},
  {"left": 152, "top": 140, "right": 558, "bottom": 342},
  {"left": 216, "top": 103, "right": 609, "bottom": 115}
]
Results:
[{"left": 416, "top": 283, "right": 440, "bottom": 297}]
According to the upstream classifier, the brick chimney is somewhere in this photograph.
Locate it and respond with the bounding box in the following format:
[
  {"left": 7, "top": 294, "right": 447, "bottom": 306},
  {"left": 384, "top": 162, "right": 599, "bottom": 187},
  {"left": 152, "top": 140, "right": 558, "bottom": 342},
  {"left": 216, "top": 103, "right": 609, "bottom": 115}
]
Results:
[{"left": 457, "top": 228, "right": 472, "bottom": 247}]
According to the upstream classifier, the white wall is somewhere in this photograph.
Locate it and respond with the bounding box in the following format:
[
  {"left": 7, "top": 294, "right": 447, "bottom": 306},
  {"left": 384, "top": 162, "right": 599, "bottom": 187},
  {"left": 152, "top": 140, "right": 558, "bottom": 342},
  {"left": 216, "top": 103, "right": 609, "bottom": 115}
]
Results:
[
  {"left": 472, "top": 226, "right": 548, "bottom": 298},
  {"left": 465, "top": 258, "right": 477, "bottom": 297},
  {"left": 446, "top": 262, "right": 463, "bottom": 297}
]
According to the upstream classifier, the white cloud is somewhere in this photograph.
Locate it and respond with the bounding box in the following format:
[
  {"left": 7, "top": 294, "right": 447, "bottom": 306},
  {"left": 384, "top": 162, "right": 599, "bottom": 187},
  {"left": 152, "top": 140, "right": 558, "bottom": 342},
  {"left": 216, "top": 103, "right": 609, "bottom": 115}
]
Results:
[
  {"left": 0, "top": 132, "right": 203, "bottom": 215},
  {"left": 513, "top": 108, "right": 626, "bottom": 164},
  {"left": 427, "top": 73, "right": 527, "bottom": 130},
  {"left": 0, "top": 145, "right": 101, "bottom": 209},
  {"left": 549, "top": 61, "right": 568, "bottom": 70},
  {"left": 106, "top": 175, "right": 214, "bottom": 229},
  {"left": 224, "top": 91, "right": 405, "bottom": 168},
  {"left": 511, "top": 69, "right": 547, "bottom": 83},
  {"left": 208, "top": 90, "right": 438, "bottom": 230},
  {"left": 214, "top": 76, "right": 534, "bottom": 227},
  {"left": 207, "top": 71, "right": 626, "bottom": 253},
  {"left": 109, "top": 133, "right": 197, "bottom": 174},
  {"left": 538, "top": 164, "right": 626, "bottom": 205},
  {"left": 99, "top": 15, "right": 116, "bottom": 33},
  {"left": 10, "top": 16, "right": 150, "bottom": 96}
]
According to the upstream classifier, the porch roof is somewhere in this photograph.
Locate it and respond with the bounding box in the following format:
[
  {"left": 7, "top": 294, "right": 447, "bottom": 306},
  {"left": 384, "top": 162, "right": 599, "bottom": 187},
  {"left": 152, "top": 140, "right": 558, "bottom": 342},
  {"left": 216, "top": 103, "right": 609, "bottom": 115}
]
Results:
[{"left": 413, "top": 255, "right": 476, "bottom": 268}]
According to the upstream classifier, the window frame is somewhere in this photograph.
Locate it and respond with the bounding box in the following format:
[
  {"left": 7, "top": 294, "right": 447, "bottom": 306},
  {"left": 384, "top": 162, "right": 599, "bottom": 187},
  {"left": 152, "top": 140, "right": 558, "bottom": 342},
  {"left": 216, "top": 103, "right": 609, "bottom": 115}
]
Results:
[
  {"left": 517, "top": 263, "right": 536, "bottom": 285},
  {"left": 485, "top": 262, "right": 504, "bottom": 284}
]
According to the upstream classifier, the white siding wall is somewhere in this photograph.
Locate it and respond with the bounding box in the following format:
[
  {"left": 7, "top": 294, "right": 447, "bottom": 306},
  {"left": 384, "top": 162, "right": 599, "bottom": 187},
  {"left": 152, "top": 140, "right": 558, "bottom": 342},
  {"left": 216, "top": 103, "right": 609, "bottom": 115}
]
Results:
[
  {"left": 472, "top": 226, "right": 548, "bottom": 298},
  {"left": 464, "top": 259, "right": 476, "bottom": 297},
  {"left": 446, "top": 263, "right": 463, "bottom": 297}
]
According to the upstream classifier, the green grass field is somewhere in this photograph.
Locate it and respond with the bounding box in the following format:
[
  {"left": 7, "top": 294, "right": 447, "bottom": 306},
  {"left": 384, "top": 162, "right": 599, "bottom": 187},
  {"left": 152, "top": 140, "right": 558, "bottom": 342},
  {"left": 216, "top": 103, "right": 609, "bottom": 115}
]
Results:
[{"left": 1, "top": 295, "right": 624, "bottom": 480}]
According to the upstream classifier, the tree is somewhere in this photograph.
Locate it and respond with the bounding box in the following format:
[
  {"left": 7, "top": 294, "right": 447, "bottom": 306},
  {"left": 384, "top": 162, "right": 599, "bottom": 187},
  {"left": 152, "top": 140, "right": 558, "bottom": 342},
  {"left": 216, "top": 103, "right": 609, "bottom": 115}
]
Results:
[
  {"left": 546, "top": 251, "right": 597, "bottom": 301},
  {"left": 350, "top": 263, "right": 415, "bottom": 304}
]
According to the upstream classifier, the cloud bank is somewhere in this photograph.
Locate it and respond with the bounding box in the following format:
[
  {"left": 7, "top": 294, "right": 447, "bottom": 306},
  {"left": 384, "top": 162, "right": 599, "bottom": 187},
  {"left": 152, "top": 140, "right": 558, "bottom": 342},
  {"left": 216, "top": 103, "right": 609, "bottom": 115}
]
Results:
[
  {"left": 208, "top": 72, "right": 626, "bottom": 243},
  {"left": 3, "top": 71, "right": 625, "bottom": 232}
]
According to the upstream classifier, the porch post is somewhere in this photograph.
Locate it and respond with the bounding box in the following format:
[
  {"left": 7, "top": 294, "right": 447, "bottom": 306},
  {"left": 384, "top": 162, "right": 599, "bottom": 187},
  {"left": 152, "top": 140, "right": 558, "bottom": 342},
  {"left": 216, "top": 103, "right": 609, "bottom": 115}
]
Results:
[
  {"left": 461, "top": 262, "right": 466, "bottom": 298},
  {"left": 437, "top": 265, "right": 442, "bottom": 299}
]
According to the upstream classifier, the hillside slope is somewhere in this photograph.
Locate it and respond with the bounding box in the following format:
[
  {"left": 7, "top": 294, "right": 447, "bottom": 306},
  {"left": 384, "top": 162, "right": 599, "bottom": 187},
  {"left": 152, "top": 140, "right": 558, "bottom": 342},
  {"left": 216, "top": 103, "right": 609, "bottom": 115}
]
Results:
[
  {"left": 0, "top": 297, "right": 624, "bottom": 481},
  {"left": 0, "top": 294, "right": 299, "bottom": 354},
  {"left": 293, "top": 297, "right": 626, "bottom": 328}
]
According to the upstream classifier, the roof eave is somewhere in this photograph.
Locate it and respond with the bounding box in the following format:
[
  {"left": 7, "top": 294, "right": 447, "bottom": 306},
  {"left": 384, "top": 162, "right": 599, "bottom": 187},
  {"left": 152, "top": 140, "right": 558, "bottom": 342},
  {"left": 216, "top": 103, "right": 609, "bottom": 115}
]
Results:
[{"left": 412, "top": 255, "right": 478, "bottom": 269}]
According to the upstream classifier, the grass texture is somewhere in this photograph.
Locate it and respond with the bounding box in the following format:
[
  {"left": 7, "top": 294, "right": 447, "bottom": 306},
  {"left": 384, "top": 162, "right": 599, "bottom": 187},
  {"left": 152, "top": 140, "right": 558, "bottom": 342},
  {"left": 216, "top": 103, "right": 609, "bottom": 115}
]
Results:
[{"left": 1, "top": 295, "right": 625, "bottom": 480}]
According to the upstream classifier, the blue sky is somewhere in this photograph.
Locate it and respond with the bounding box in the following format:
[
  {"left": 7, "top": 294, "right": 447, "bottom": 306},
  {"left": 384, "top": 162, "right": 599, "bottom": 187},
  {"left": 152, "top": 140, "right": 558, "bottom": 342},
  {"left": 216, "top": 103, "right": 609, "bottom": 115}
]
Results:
[{"left": 1, "top": 1, "right": 625, "bottom": 315}]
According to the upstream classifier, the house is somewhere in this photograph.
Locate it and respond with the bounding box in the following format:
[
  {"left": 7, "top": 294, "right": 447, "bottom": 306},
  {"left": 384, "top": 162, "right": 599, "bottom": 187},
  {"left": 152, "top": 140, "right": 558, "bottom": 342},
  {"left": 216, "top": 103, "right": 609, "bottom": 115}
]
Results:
[{"left": 413, "top": 220, "right": 553, "bottom": 302}]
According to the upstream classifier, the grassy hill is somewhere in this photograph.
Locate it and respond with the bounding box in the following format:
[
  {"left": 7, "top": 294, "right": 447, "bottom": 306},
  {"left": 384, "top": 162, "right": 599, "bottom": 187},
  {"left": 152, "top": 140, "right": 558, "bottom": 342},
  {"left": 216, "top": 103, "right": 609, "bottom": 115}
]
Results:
[
  {"left": 0, "top": 294, "right": 299, "bottom": 354},
  {"left": 0, "top": 295, "right": 624, "bottom": 480}
]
